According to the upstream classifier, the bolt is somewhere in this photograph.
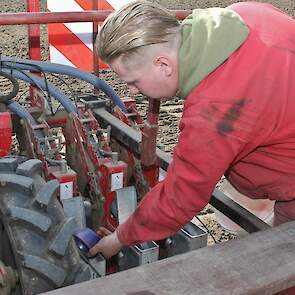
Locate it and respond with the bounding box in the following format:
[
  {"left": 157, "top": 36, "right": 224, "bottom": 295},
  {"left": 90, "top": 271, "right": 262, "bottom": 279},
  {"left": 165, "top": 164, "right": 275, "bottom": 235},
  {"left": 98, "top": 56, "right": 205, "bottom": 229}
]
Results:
[
  {"left": 165, "top": 238, "right": 173, "bottom": 248},
  {"left": 0, "top": 181, "right": 6, "bottom": 187},
  {"left": 118, "top": 251, "right": 124, "bottom": 259}
]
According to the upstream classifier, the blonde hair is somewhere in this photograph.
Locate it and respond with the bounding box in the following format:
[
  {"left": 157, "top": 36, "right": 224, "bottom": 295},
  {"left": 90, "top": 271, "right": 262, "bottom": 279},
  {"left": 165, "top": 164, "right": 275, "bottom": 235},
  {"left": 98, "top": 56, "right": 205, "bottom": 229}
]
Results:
[{"left": 96, "top": 0, "right": 180, "bottom": 64}]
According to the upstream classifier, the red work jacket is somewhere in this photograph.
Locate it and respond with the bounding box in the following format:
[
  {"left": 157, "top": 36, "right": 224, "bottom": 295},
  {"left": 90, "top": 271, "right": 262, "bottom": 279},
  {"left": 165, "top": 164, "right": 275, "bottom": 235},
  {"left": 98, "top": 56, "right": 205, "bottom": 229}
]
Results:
[{"left": 117, "top": 2, "right": 295, "bottom": 245}]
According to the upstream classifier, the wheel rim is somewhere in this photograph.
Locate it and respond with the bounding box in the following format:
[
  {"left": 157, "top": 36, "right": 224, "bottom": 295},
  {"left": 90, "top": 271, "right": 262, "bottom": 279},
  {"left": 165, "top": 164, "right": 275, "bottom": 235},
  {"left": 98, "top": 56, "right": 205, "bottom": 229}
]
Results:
[{"left": 0, "top": 220, "right": 21, "bottom": 295}]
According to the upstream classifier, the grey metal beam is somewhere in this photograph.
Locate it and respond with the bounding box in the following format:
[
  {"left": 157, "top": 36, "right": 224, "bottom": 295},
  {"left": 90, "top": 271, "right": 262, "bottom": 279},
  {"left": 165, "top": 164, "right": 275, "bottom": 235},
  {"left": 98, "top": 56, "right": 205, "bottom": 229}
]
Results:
[
  {"left": 210, "top": 189, "right": 270, "bottom": 233},
  {"left": 94, "top": 108, "right": 142, "bottom": 156},
  {"left": 41, "top": 220, "right": 295, "bottom": 295}
]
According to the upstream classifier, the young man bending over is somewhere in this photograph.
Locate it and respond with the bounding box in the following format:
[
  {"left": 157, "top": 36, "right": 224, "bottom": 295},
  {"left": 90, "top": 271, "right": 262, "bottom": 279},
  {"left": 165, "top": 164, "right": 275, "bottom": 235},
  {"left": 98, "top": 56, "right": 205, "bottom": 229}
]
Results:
[{"left": 91, "top": 1, "right": 295, "bottom": 278}]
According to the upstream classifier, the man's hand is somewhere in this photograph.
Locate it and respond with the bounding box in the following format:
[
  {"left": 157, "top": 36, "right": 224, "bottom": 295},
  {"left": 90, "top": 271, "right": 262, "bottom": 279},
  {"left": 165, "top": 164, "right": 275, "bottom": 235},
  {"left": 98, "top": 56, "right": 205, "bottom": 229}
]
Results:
[{"left": 89, "top": 227, "right": 123, "bottom": 258}]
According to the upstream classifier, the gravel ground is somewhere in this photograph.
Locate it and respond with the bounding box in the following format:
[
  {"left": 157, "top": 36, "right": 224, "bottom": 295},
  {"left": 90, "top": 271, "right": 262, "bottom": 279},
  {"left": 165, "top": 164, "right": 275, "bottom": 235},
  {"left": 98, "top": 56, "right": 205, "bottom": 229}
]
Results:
[{"left": 0, "top": 0, "right": 294, "bottom": 244}]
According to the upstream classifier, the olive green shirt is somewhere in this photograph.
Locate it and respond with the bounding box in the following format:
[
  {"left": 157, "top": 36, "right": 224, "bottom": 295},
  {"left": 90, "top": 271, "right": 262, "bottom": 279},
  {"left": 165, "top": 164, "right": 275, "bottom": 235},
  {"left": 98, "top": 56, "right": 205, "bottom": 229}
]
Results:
[{"left": 178, "top": 8, "right": 249, "bottom": 99}]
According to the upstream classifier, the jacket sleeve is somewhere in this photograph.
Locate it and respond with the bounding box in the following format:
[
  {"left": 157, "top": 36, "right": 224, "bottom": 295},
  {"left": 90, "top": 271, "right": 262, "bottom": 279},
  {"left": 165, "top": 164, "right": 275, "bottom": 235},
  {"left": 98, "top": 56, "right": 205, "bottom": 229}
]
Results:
[{"left": 116, "top": 97, "right": 250, "bottom": 246}]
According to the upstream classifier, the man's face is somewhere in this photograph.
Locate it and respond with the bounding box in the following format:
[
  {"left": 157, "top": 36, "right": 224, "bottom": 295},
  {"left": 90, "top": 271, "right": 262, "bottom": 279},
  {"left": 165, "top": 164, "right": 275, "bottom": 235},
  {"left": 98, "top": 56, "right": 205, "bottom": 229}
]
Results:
[{"left": 110, "top": 54, "right": 178, "bottom": 100}]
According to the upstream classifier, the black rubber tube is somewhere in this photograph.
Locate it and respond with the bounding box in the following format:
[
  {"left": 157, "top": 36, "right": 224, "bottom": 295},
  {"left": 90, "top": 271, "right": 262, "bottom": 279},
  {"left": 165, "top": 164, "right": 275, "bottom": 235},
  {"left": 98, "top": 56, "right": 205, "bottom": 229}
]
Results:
[
  {"left": 2, "top": 68, "right": 77, "bottom": 114},
  {"left": 6, "top": 100, "right": 44, "bottom": 139},
  {"left": 0, "top": 70, "right": 19, "bottom": 102},
  {"left": 1, "top": 56, "right": 127, "bottom": 112}
]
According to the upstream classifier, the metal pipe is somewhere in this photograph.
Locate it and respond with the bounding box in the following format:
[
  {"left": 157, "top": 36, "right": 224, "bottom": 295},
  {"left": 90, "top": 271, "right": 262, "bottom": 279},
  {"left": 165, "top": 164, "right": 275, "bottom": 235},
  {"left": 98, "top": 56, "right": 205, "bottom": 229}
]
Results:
[
  {"left": 27, "top": 0, "right": 41, "bottom": 100},
  {"left": 92, "top": 0, "right": 100, "bottom": 76},
  {"left": 0, "top": 11, "right": 111, "bottom": 25},
  {"left": 0, "top": 10, "right": 191, "bottom": 25},
  {"left": 27, "top": 0, "right": 40, "bottom": 60}
]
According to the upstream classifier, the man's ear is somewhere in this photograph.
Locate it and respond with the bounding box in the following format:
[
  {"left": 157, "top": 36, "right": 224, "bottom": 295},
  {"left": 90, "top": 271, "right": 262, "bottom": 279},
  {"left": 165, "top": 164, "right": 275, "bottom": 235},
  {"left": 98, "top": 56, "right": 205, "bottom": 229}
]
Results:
[{"left": 154, "top": 56, "right": 173, "bottom": 76}]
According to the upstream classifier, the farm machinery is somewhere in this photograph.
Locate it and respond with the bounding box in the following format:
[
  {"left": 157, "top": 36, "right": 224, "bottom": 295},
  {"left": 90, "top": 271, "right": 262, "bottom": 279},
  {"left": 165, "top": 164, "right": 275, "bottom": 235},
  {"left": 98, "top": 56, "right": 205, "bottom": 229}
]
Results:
[
  {"left": 0, "top": 2, "right": 293, "bottom": 295},
  {"left": 0, "top": 6, "right": 210, "bottom": 293},
  {"left": 0, "top": 54, "right": 168, "bottom": 294}
]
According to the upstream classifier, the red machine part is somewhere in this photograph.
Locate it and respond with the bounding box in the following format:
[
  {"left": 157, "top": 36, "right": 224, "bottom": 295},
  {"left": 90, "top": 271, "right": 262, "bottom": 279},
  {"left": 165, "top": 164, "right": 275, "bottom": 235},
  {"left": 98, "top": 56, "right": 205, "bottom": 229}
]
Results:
[
  {"left": 113, "top": 98, "right": 160, "bottom": 197},
  {"left": 63, "top": 106, "right": 130, "bottom": 228},
  {"left": 0, "top": 112, "right": 12, "bottom": 157},
  {"left": 49, "top": 166, "right": 79, "bottom": 200},
  {"left": 99, "top": 160, "right": 128, "bottom": 230},
  {"left": 141, "top": 98, "right": 160, "bottom": 187}
]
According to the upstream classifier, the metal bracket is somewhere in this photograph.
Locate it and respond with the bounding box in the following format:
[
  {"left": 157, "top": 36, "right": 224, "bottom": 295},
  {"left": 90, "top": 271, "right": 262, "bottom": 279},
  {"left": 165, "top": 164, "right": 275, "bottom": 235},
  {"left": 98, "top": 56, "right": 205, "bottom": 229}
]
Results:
[
  {"left": 165, "top": 222, "right": 208, "bottom": 257},
  {"left": 119, "top": 241, "right": 159, "bottom": 271},
  {"left": 115, "top": 186, "right": 137, "bottom": 225}
]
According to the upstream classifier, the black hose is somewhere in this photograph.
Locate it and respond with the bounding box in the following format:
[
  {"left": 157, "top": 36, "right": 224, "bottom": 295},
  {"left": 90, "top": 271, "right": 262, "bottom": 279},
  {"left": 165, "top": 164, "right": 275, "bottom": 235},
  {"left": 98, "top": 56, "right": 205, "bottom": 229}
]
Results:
[
  {"left": 1, "top": 68, "right": 77, "bottom": 114},
  {"left": 6, "top": 100, "right": 44, "bottom": 139},
  {"left": 0, "top": 70, "right": 19, "bottom": 102},
  {"left": 0, "top": 70, "right": 45, "bottom": 138},
  {"left": 0, "top": 56, "right": 127, "bottom": 112}
]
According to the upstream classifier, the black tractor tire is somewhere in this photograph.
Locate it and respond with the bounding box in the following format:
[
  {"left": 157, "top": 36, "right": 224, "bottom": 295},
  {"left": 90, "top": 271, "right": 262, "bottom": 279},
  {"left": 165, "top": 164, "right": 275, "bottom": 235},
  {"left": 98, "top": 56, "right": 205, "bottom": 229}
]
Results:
[{"left": 0, "top": 158, "right": 92, "bottom": 295}]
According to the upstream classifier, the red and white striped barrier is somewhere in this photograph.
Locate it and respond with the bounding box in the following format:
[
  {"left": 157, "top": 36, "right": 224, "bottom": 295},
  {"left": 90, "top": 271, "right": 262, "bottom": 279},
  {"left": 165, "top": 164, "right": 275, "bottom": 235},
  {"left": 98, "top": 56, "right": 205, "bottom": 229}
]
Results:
[{"left": 46, "top": 0, "right": 133, "bottom": 71}]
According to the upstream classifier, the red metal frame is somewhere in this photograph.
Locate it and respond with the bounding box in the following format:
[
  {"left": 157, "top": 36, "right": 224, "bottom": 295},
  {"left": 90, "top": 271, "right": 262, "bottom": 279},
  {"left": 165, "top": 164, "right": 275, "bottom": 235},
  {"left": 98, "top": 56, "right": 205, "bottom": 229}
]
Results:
[
  {"left": 0, "top": 112, "right": 12, "bottom": 157},
  {"left": 92, "top": 0, "right": 100, "bottom": 76},
  {"left": 99, "top": 160, "right": 128, "bottom": 230},
  {"left": 0, "top": 10, "right": 191, "bottom": 25},
  {"left": 27, "top": 0, "right": 41, "bottom": 61},
  {"left": 111, "top": 98, "right": 160, "bottom": 198},
  {"left": 27, "top": 0, "right": 41, "bottom": 104}
]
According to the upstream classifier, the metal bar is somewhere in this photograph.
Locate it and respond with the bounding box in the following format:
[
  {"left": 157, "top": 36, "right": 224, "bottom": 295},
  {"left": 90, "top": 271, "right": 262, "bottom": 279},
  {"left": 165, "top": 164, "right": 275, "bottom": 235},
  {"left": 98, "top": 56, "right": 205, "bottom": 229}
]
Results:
[
  {"left": 94, "top": 108, "right": 141, "bottom": 156},
  {"left": 0, "top": 11, "right": 112, "bottom": 25},
  {"left": 211, "top": 189, "right": 270, "bottom": 232},
  {"left": 156, "top": 146, "right": 270, "bottom": 232},
  {"left": 141, "top": 98, "right": 160, "bottom": 166},
  {"left": 27, "top": 0, "right": 41, "bottom": 104},
  {"left": 41, "top": 221, "right": 295, "bottom": 295},
  {"left": 92, "top": 0, "right": 100, "bottom": 77},
  {"left": 27, "top": 0, "right": 40, "bottom": 60},
  {"left": 157, "top": 149, "right": 270, "bottom": 232},
  {"left": 0, "top": 10, "right": 191, "bottom": 26}
]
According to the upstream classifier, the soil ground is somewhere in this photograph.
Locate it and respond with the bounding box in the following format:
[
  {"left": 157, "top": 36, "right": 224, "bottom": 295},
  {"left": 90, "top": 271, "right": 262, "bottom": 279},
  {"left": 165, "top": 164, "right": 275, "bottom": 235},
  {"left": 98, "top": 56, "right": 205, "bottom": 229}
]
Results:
[{"left": 0, "top": 0, "right": 294, "bottom": 244}]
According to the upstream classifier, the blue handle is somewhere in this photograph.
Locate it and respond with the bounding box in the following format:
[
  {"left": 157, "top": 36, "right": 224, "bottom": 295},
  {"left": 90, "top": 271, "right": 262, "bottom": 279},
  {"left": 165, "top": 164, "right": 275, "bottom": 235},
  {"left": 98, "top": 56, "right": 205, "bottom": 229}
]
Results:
[{"left": 73, "top": 228, "right": 101, "bottom": 254}]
